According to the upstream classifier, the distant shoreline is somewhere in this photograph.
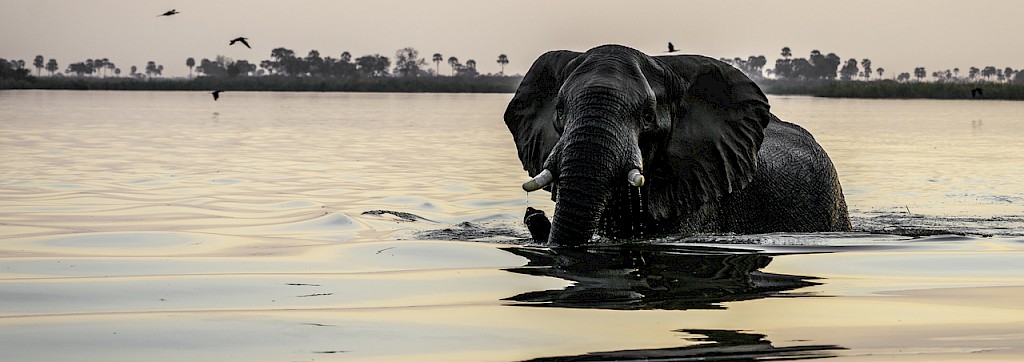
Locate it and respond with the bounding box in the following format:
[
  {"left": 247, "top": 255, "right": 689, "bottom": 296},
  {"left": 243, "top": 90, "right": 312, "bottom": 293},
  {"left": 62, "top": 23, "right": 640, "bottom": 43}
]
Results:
[
  {"left": 0, "top": 75, "right": 524, "bottom": 94},
  {"left": 4, "top": 77, "right": 1024, "bottom": 100},
  {"left": 758, "top": 79, "right": 1024, "bottom": 100}
]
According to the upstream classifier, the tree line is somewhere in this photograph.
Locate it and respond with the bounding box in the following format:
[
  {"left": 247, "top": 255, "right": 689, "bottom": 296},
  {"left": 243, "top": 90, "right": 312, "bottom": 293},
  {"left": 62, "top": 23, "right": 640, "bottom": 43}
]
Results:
[
  {"left": 190, "top": 46, "right": 508, "bottom": 79},
  {"left": 6, "top": 45, "right": 1024, "bottom": 98},
  {"left": 723, "top": 47, "right": 1024, "bottom": 84},
  {"left": 8, "top": 45, "right": 1022, "bottom": 84},
  {"left": 2, "top": 56, "right": 167, "bottom": 79},
  {"left": 1, "top": 46, "right": 510, "bottom": 82}
]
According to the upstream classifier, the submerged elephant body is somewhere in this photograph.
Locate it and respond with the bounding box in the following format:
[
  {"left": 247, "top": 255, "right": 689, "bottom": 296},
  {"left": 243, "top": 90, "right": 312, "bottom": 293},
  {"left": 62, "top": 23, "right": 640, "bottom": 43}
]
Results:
[
  {"left": 688, "top": 117, "right": 850, "bottom": 234},
  {"left": 505, "top": 45, "right": 851, "bottom": 246}
]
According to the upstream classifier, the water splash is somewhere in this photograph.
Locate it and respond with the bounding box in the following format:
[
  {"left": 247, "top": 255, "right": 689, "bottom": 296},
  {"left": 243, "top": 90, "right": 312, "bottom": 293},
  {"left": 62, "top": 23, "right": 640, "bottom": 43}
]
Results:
[
  {"left": 628, "top": 187, "right": 637, "bottom": 235},
  {"left": 630, "top": 185, "right": 645, "bottom": 238}
]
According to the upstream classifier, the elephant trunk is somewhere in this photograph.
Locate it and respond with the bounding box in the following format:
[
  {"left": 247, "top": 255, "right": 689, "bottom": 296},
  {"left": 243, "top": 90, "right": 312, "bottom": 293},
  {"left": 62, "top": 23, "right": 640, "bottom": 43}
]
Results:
[
  {"left": 548, "top": 117, "right": 639, "bottom": 246},
  {"left": 549, "top": 173, "right": 612, "bottom": 246}
]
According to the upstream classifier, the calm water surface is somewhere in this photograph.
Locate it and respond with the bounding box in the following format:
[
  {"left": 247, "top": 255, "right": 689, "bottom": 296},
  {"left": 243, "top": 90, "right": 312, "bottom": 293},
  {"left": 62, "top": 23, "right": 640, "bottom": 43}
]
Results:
[{"left": 1, "top": 90, "right": 1022, "bottom": 361}]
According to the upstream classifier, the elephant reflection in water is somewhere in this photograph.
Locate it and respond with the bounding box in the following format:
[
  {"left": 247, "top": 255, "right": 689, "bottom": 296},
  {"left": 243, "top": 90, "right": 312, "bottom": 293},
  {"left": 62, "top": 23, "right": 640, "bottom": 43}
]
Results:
[
  {"left": 501, "top": 244, "right": 817, "bottom": 310},
  {"left": 525, "top": 329, "right": 845, "bottom": 361}
]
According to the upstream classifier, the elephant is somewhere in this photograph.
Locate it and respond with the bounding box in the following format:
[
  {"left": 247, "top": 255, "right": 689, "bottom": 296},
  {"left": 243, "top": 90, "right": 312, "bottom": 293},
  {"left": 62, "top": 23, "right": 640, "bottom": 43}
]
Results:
[{"left": 504, "top": 44, "right": 851, "bottom": 246}]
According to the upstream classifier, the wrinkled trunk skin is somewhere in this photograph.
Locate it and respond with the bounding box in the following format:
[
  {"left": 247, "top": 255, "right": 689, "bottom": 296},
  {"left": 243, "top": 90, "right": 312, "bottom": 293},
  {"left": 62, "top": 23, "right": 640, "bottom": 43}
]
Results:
[
  {"left": 549, "top": 173, "right": 613, "bottom": 246},
  {"left": 548, "top": 118, "right": 626, "bottom": 246}
]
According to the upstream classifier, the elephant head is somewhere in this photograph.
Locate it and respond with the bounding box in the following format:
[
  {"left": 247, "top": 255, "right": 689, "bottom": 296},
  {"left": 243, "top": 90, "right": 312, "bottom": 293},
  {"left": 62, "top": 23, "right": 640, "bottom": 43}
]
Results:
[{"left": 505, "top": 45, "right": 771, "bottom": 246}]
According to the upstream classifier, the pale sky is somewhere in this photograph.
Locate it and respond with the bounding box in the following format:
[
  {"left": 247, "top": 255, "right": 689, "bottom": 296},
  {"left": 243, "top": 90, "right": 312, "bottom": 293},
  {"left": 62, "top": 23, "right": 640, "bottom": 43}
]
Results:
[{"left": 2, "top": 0, "right": 1021, "bottom": 78}]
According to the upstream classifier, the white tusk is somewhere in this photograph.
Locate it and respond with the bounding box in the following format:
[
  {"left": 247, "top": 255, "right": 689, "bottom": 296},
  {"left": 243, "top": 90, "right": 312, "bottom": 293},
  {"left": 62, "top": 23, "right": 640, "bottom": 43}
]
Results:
[
  {"left": 627, "top": 169, "right": 645, "bottom": 187},
  {"left": 522, "top": 169, "right": 554, "bottom": 192}
]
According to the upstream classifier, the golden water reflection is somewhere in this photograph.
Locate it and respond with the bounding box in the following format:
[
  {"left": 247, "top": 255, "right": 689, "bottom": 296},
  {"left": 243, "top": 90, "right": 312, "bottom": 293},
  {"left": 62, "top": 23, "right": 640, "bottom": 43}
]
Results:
[{"left": 2, "top": 91, "right": 1023, "bottom": 360}]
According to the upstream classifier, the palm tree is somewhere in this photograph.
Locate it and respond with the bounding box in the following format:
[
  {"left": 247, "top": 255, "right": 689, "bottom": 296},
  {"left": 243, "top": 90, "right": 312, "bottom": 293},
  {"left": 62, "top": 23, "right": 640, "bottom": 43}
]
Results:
[
  {"left": 466, "top": 59, "right": 476, "bottom": 70},
  {"left": 130, "top": 65, "right": 137, "bottom": 77},
  {"left": 914, "top": 67, "right": 926, "bottom": 81},
  {"left": 45, "top": 58, "right": 58, "bottom": 76},
  {"left": 432, "top": 53, "right": 442, "bottom": 76},
  {"left": 496, "top": 54, "right": 509, "bottom": 75},
  {"left": 982, "top": 66, "right": 997, "bottom": 80},
  {"left": 91, "top": 58, "right": 103, "bottom": 77},
  {"left": 447, "top": 56, "right": 459, "bottom": 76},
  {"left": 33, "top": 55, "right": 44, "bottom": 76},
  {"left": 91, "top": 59, "right": 106, "bottom": 77},
  {"left": 186, "top": 57, "right": 195, "bottom": 79},
  {"left": 114, "top": 68, "right": 121, "bottom": 77},
  {"left": 145, "top": 61, "right": 157, "bottom": 78},
  {"left": 876, "top": 67, "right": 884, "bottom": 79},
  {"left": 781, "top": 47, "right": 792, "bottom": 59}
]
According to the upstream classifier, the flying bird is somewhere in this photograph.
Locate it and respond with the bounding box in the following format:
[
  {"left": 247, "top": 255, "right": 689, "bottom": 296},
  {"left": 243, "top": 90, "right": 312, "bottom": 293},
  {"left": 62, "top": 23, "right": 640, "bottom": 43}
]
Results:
[
  {"left": 971, "top": 87, "right": 984, "bottom": 98},
  {"left": 667, "top": 42, "right": 677, "bottom": 53},
  {"left": 211, "top": 90, "right": 224, "bottom": 101},
  {"left": 158, "top": 9, "right": 179, "bottom": 17},
  {"left": 229, "top": 37, "right": 251, "bottom": 49}
]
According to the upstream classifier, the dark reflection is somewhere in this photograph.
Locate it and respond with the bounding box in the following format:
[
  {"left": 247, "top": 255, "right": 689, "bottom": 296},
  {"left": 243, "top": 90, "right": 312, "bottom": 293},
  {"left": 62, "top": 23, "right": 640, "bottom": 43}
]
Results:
[
  {"left": 525, "top": 329, "right": 845, "bottom": 361},
  {"left": 502, "top": 243, "right": 819, "bottom": 310}
]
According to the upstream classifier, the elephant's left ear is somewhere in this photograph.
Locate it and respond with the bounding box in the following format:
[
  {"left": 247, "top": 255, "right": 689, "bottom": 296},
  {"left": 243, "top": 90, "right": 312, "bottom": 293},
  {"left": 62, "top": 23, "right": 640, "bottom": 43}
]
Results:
[
  {"left": 648, "top": 55, "right": 771, "bottom": 218},
  {"left": 504, "top": 50, "right": 583, "bottom": 178}
]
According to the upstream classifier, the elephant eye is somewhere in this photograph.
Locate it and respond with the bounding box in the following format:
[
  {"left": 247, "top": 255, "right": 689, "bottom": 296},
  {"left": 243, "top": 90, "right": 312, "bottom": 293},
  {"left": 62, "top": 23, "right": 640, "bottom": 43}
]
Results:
[
  {"left": 553, "top": 101, "right": 566, "bottom": 133},
  {"left": 641, "top": 108, "right": 656, "bottom": 131}
]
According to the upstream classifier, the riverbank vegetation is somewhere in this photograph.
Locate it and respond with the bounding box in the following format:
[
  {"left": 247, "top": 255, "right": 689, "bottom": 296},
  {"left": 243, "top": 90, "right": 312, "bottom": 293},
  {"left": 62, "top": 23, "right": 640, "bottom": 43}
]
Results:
[
  {"left": 2, "top": 47, "right": 521, "bottom": 93},
  {"left": 0, "top": 73, "right": 522, "bottom": 93},
  {"left": 725, "top": 47, "right": 1024, "bottom": 99},
  {"left": 758, "top": 79, "right": 1024, "bottom": 100},
  {"left": 4, "top": 46, "right": 1024, "bottom": 99}
]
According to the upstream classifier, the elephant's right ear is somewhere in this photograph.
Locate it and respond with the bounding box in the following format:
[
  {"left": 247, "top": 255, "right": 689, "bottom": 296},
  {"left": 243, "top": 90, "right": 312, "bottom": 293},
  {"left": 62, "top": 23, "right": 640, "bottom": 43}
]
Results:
[{"left": 504, "top": 50, "right": 583, "bottom": 177}]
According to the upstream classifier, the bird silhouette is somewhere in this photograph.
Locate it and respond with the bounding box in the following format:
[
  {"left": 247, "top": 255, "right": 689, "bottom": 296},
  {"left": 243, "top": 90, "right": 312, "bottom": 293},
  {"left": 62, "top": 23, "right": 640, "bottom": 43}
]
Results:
[
  {"left": 524, "top": 207, "right": 551, "bottom": 243},
  {"left": 667, "top": 42, "right": 677, "bottom": 53},
  {"left": 229, "top": 37, "right": 251, "bottom": 49},
  {"left": 211, "top": 90, "right": 224, "bottom": 101},
  {"left": 158, "top": 9, "right": 179, "bottom": 17},
  {"left": 971, "top": 87, "right": 984, "bottom": 98}
]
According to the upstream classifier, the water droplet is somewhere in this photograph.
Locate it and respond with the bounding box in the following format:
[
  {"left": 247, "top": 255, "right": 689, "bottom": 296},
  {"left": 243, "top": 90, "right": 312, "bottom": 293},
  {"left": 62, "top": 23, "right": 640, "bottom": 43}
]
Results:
[{"left": 631, "top": 186, "right": 645, "bottom": 238}]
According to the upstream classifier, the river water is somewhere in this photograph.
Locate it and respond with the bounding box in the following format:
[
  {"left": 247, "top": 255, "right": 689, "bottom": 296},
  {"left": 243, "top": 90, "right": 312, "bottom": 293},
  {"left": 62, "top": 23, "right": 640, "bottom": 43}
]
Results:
[{"left": 1, "top": 90, "right": 1022, "bottom": 361}]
